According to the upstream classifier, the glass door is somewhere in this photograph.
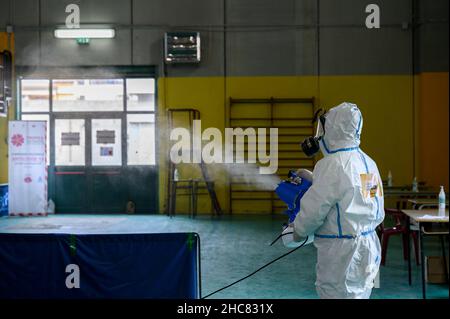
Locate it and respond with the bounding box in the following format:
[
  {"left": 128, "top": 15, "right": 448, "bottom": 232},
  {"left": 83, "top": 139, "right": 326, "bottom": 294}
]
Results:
[
  {"left": 89, "top": 115, "right": 125, "bottom": 213},
  {"left": 19, "top": 74, "right": 158, "bottom": 214},
  {"left": 52, "top": 117, "right": 88, "bottom": 212},
  {"left": 52, "top": 113, "right": 126, "bottom": 213}
]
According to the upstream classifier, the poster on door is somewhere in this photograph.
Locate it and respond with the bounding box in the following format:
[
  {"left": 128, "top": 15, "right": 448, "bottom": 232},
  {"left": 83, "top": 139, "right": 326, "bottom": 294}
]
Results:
[{"left": 8, "top": 121, "right": 47, "bottom": 216}]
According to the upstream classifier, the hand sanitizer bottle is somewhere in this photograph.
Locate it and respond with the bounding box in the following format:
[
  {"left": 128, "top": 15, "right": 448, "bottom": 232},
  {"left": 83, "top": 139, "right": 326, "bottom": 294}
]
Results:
[
  {"left": 412, "top": 177, "right": 418, "bottom": 192},
  {"left": 439, "top": 186, "right": 446, "bottom": 216},
  {"left": 387, "top": 171, "right": 393, "bottom": 187}
]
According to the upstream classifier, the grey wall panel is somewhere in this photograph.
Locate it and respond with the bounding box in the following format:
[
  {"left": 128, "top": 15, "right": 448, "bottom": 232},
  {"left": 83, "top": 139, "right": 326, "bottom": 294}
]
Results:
[
  {"left": 12, "top": 0, "right": 39, "bottom": 27},
  {"left": 295, "top": 28, "right": 317, "bottom": 75},
  {"left": 227, "top": 30, "right": 296, "bottom": 76},
  {"left": 41, "top": 0, "right": 131, "bottom": 25},
  {"left": 418, "top": 23, "right": 449, "bottom": 72},
  {"left": 295, "top": 0, "right": 317, "bottom": 25},
  {"left": 133, "top": 0, "right": 223, "bottom": 26},
  {"left": 227, "top": 0, "right": 295, "bottom": 26},
  {"left": 418, "top": 0, "right": 449, "bottom": 21},
  {"left": 166, "top": 30, "right": 224, "bottom": 77},
  {"left": 320, "top": 27, "right": 412, "bottom": 75},
  {"left": 132, "top": 29, "right": 165, "bottom": 66},
  {"left": 39, "top": 29, "right": 131, "bottom": 66},
  {"left": 14, "top": 31, "right": 40, "bottom": 65},
  {"left": 7, "top": 0, "right": 448, "bottom": 76},
  {"left": 320, "top": 0, "right": 411, "bottom": 25},
  {"left": 0, "top": 0, "right": 11, "bottom": 28}
]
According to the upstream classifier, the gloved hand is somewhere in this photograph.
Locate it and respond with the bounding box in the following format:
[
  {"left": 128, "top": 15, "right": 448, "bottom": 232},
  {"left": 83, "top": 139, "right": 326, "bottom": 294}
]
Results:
[
  {"left": 281, "top": 224, "right": 314, "bottom": 248},
  {"left": 295, "top": 168, "right": 313, "bottom": 182}
]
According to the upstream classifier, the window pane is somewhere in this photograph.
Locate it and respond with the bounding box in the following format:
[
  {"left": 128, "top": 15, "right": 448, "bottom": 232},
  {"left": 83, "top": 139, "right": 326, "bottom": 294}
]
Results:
[
  {"left": 92, "top": 119, "right": 122, "bottom": 166},
  {"left": 55, "top": 119, "right": 85, "bottom": 166},
  {"left": 21, "top": 114, "right": 50, "bottom": 165},
  {"left": 126, "top": 78, "right": 155, "bottom": 111},
  {"left": 53, "top": 79, "right": 123, "bottom": 112},
  {"left": 21, "top": 79, "right": 50, "bottom": 112},
  {"left": 127, "top": 114, "right": 155, "bottom": 165}
]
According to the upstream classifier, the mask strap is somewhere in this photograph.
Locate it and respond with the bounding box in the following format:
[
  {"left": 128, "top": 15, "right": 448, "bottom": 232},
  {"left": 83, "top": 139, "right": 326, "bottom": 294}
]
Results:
[
  {"left": 312, "top": 108, "right": 323, "bottom": 124},
  {"left": 314, "top": 121, "right": 322, "bottom": 138},
  {"left": 319, "top": 114, "right": 326, "bottom": 135},
  {"left": 312, "top": 109, "right": 326, "bottom": 138}
]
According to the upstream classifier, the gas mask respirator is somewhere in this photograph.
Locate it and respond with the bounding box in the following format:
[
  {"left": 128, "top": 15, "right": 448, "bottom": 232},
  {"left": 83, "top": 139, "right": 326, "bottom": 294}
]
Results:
[{"left": 301, "top": 109, "right": 327, "bottom": 157}]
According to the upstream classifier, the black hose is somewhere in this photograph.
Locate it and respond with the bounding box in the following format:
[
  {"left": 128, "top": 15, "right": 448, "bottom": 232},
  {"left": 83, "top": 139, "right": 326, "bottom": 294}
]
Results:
[
  {"left": 269, "top": 231, "right": 293, "bottom": 246},
  {"left": 201, "top": 236, "right": 309, "bottom": 299}
]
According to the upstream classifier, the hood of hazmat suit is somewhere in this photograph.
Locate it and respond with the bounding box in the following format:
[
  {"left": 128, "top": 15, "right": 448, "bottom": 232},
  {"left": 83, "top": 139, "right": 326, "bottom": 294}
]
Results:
[{"left": 293, "top": 102, "right": 385, "bottom": 299}]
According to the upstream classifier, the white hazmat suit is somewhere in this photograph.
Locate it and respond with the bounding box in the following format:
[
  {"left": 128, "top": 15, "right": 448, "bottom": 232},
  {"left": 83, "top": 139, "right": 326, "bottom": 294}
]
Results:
[{"left": 294, "top": 102, "right": 384, "bottom": 299}]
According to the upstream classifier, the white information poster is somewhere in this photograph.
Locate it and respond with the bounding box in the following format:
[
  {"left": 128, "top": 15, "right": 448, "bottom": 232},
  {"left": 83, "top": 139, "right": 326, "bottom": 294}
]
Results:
[{"left": 8, "top": 121, "right": 47, "bottom": 216}]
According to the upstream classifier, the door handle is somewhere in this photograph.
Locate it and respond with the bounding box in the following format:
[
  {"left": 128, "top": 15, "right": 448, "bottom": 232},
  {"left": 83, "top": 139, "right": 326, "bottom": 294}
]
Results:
[{"left": 54, "top": 171, "right": 85, "bottom": 175}]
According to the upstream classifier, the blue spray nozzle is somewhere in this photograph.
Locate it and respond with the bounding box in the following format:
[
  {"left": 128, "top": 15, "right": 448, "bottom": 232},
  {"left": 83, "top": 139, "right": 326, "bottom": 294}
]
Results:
[
  {"left": 287, "top": 170, "right": 298, "bottom": 179},
  {"left": 275, "top": 174, "right": 312, "bottom": 223}
]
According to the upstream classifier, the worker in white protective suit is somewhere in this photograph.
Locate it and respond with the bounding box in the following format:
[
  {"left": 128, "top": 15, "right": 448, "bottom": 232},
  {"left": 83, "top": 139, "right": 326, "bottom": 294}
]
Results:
[{"left": 293, "top": 102, "right": 385, "bottom": 299}]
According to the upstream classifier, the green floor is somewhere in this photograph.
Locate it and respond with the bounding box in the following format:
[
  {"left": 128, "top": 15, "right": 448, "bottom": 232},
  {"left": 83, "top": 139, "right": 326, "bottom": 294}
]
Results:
[{"left": 0, "top": 214, "right": 448, "bottom": 299}]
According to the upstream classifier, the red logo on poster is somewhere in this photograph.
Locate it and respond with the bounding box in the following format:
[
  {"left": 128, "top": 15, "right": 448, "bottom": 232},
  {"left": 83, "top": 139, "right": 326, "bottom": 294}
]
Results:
[
  {"left": 11, "top": 134, "right": 25, "bottom": 147},
  {"left": 24, "top": 177, "right": 32, "bottom": 183}
]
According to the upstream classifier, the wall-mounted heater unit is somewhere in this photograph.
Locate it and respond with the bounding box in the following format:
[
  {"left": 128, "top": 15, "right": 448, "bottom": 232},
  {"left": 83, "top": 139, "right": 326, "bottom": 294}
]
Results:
[{"left": 164, "top": 32, "right": 201, "bottom": 64}]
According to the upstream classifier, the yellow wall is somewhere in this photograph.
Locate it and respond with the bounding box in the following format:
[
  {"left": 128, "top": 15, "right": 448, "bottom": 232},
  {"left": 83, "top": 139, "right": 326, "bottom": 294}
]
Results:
[
  {"left": 418, "top": 72, "right": 449, "bottom": 189},
  {"left": 158, "top": 75, "right": 422, "bottom": 214},
  {"left": 319, "top": 75, "right": 415, "bottom": 186},
  {"left": 158, "top": 77, "right": 226, "bottom": 213},
  {"left": 0, "top": 32, "right": 14, "bottom": 184}
]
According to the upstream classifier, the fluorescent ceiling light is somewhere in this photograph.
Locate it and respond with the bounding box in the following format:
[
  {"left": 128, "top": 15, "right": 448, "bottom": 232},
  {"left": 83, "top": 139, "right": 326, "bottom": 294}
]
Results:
[{"left": 54, "top": 29, "right": 115, "bottom": 39}]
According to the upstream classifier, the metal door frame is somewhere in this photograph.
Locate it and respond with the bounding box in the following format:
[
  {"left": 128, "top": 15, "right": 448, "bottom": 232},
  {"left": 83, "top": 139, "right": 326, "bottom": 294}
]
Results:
[{"left": 16, "top": 66, "right": 159, "bottom": 213}]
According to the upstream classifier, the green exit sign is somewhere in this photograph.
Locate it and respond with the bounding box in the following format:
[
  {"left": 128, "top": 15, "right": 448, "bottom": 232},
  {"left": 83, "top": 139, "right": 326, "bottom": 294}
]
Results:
[{"left": 76, "top": 38, "right": 90, "bottom": 45}]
